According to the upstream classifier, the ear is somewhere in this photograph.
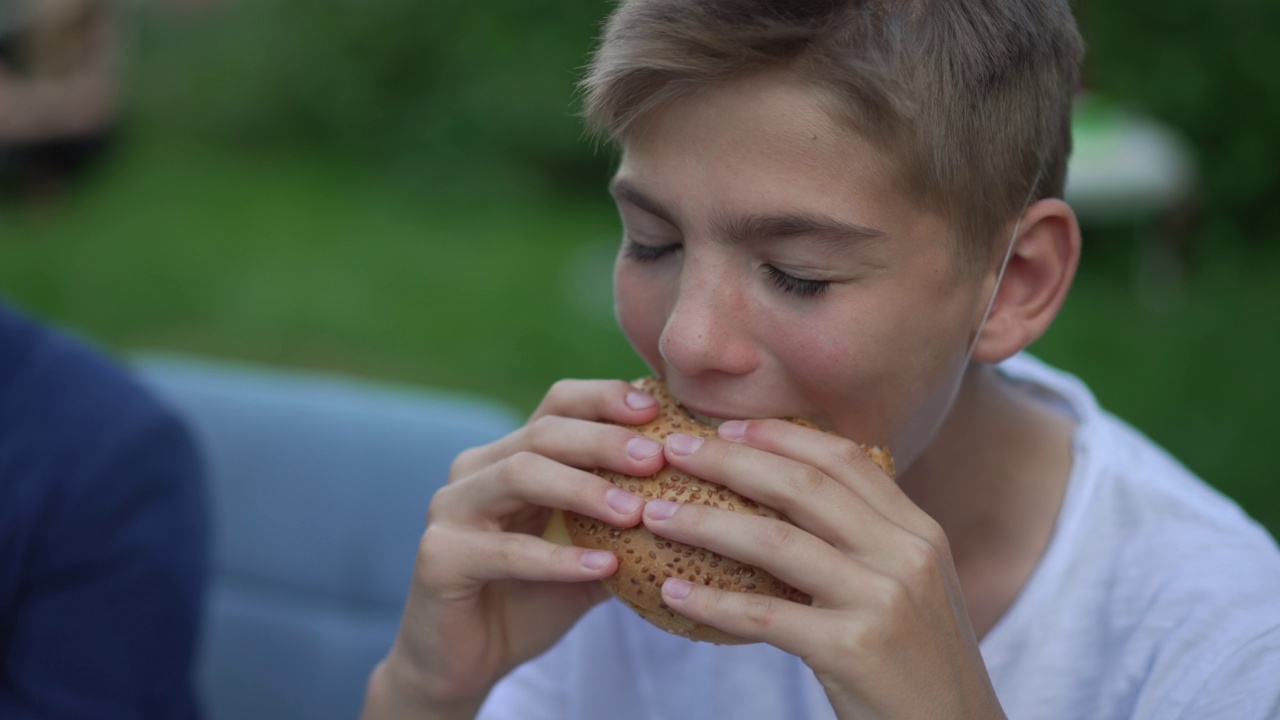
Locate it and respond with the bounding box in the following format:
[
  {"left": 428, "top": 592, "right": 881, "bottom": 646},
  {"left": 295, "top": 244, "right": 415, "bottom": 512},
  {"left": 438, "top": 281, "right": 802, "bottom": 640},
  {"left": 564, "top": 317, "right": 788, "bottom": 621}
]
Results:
[{"left": 969, "top": 198, "right": 1081, "bottom": 364}]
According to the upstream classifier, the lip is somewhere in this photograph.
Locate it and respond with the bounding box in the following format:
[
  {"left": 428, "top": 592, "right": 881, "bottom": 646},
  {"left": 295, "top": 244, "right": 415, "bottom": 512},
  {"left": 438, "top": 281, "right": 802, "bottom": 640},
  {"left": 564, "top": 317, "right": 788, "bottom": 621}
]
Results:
[
  {"left": 662, "top": 380, "right": 793, "bottom": 427},
  {"left": 674, "top": 394, "right": 826, "bottom": 432},
  {"left": 674, "top": 399, "right": 750, "bottom": 428},
  {"left": 686, "top": 409, "right": 728, "bottom": 427}
]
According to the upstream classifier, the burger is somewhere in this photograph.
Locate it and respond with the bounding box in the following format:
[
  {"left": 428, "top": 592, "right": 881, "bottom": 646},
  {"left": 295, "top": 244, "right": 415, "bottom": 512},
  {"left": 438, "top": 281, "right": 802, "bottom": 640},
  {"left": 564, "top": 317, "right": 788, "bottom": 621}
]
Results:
[{"left": 546, "top": 377, "right": 895, "bottom": 644}]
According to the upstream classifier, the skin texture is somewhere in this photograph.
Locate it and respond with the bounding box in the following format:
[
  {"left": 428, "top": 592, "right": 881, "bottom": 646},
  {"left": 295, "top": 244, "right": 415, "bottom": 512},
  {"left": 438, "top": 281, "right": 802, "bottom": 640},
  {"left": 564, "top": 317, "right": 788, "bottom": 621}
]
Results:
[{"left": 364, "top": 67, "right": 1082, "bottom": 720}]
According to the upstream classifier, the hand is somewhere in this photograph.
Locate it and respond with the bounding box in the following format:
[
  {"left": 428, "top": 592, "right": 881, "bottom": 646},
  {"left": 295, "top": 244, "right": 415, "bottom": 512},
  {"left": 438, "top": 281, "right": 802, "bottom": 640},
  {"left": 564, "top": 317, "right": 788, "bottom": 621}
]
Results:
[
  {"left": 641, "top": 420, "right": 1006, "bottom": 720},
  {"left": 364, "top": 380, "right": 666, "bottom": 719}
]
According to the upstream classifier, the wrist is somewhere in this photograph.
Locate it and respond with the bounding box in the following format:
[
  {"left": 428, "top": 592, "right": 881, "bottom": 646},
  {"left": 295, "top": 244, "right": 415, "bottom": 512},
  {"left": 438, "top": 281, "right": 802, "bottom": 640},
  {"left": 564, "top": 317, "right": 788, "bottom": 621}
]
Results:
[{"left": 362, "top": 655, "right": 487, "bottom": 720}]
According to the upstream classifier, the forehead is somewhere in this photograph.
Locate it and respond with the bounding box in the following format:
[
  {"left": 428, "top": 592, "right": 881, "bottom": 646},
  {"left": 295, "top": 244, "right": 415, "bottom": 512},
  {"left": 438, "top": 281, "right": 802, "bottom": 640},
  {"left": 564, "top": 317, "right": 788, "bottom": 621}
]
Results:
[{"left": 613, "top": 70, "right": 938, "bottom": 240}]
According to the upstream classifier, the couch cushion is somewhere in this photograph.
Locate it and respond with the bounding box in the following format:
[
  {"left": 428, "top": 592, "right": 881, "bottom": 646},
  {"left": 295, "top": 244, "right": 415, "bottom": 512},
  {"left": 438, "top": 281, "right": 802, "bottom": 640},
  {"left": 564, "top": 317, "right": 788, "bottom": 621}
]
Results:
[{"left": 133, "top": 354, "right": 521, "bottom": 720}]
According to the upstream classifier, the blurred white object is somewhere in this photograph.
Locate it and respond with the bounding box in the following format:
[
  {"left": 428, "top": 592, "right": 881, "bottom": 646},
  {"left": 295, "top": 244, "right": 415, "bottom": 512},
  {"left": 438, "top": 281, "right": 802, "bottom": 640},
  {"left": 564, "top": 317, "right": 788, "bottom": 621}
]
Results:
[{"left": 1066, "top": 96, "right": 1198, "bottom": 223}]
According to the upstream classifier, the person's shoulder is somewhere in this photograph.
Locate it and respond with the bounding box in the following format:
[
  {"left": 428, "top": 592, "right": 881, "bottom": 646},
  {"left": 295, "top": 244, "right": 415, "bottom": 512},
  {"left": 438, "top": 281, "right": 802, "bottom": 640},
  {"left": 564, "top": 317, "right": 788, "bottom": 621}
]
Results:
[
  {"left": 992, "top": 355, "right": 1280, "bottom": 716},
  {"left": 1001, "top": 352, "right": 1280, "bottom": 611},
  {"left": 0, "top": 301, "right": 204, "bottom": 543},
  {"left": 0, "top": 302, "right": 177, "bottom": 438},
  {"left": 0, "top": 302, "right": 200, "bottom": 509}
]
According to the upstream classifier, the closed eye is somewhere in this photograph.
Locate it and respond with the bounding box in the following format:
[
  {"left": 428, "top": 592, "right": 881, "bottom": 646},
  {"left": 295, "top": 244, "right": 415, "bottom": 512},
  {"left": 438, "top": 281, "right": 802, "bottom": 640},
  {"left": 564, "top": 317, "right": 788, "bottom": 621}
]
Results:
[
  {"left": 763, "top": 265, "right": 830, "bottom": 298},
  {"left": 623, "top": 239, "right": 681, "bottom": 262}
]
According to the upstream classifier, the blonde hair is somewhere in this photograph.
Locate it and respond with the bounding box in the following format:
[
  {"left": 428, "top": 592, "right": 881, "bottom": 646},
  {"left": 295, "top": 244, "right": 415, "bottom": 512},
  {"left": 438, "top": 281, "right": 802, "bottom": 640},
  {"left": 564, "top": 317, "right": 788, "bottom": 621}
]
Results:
[{"left": 581, "top": 0, "right": 1083, "bottom": 267}]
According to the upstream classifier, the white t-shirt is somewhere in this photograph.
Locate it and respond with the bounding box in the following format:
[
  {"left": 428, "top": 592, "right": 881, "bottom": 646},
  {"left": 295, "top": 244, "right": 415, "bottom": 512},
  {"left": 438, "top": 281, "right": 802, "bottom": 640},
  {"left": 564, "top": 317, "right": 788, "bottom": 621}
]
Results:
[{"left": 478, "top": 354, "right": 1280, "bottom": 720}]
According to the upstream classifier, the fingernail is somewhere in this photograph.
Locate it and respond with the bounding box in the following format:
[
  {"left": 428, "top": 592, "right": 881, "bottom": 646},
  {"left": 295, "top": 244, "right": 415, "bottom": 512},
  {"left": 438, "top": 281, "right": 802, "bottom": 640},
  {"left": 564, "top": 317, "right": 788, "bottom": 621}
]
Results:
[
  {"left": 663, "top": 577, "right": 693, "bottom": 599},
  {"left": 581, "top": 550, "right": 614, "bottom": 570},
  {"left": 625, "top": 391, "right": 657, "bottom": 410},
  {"left": 606, "top": 487, "right": 644, "bottom": 514},
  {"left": 626, "top": 436, "right": 663, "bottom": 461},
  {"left": 718, "top": 420, "right": 747, "bottom": 441},
  {"left": 646, "top": 499, "right": 680, "bottom": 521},
  {"left": 666, "top": 433, "right": 704, "bottom": 456}
]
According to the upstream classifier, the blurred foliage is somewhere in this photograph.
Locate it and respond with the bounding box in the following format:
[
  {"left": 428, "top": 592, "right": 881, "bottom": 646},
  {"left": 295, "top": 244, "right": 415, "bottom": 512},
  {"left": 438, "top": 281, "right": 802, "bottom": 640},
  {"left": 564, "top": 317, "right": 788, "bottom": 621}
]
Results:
[
  {"left": 129, "top": 0, "right": 1280, "bottom": 247},
  {"left": 1076, "top": 0, "right": 1280, "bottom": 250},
  {"left": 132, "top": 0, "right": 616, "bottom": 199}
]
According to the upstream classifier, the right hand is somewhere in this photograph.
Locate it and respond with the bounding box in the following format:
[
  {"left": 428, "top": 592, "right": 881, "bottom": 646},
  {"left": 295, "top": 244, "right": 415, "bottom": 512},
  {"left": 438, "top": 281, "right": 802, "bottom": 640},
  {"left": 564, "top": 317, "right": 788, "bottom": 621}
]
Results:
[{"left": 364, "top": 379, "right": 665, "bottom": 719}]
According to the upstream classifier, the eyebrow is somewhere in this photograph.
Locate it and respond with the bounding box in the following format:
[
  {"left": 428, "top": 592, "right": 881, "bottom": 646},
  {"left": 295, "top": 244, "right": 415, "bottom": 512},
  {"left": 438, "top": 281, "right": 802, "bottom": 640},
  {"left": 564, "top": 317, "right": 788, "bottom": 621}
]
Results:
[
  {"left": 608, "top": 177, "right": 888, "bottom": 249},
  {"left": 609, "top": 178, "right": 679, "bottom": 227}
]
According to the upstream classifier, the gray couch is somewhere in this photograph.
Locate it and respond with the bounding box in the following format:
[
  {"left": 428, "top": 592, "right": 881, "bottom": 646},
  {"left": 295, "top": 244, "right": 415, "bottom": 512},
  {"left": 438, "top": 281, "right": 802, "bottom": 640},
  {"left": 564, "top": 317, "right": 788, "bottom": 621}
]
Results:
[{"left": 134, "top": 354, "right": 521, "bottom": 720}]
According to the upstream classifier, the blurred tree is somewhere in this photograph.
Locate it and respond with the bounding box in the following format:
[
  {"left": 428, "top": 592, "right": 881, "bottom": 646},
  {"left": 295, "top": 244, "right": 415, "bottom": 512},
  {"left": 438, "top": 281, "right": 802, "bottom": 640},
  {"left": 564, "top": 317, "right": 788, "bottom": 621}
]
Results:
[
  {"left": 127, "top": 0, "right": 1280, "bottom": 242},
  {"left": 133, "top": 0, "right": 615, "bottom": 198},
  {"left": 1076, "top": 0, "right": 1280, "bottom": 251}
]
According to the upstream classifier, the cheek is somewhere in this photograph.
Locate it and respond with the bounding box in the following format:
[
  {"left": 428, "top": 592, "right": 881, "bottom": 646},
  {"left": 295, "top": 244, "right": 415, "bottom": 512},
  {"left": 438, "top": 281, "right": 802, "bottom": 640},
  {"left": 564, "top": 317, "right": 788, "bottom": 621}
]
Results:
[
  {"left": 613, "top": 264, "right": 669, "bottom": 372},
  {"left": 789, "top": 286, "right": 972, "bottom": 464},
  {"left": 853, "top": 288, "right": 975, "bottom": 465}
]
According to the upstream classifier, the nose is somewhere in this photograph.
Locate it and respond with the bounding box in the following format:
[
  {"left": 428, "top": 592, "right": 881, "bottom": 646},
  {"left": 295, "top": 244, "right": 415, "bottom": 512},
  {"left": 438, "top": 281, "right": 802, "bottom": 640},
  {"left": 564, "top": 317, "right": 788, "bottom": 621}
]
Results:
[{"left": 658, "top": 259, "right": 759, "bottom": 378}]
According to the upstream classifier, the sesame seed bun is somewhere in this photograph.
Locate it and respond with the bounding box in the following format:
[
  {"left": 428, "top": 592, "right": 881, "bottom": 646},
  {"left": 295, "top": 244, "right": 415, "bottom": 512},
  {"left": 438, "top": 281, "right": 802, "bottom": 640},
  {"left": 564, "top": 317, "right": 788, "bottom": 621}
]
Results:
[{"left": 557, "top": 377, "right": 895, "bottom": 644}]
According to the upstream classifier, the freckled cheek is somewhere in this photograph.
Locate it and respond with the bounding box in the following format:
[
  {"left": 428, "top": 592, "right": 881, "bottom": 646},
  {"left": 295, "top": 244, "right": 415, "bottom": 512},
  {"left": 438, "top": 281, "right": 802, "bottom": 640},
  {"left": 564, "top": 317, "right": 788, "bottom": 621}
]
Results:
[{"left": 774, "top": 315, "right": 919, "bottom": 442}]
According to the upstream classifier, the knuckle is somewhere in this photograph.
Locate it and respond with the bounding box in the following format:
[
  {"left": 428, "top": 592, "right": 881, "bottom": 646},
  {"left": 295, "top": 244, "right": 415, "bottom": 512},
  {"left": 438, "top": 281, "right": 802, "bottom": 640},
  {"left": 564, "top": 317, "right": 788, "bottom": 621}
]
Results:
[
  {"left": 448, "top": 446, "right": 484, "bottom": 481},
  {"left": 490, "top": 532, "right": 524, "bottom": 567},
  {"left": 547, "top": 376, "right": 578, "bottom": 392},
  {"left": 739, "top": 592, "right": 783, "bottom": 631},
  {"left": 532, "top": 379, "right": 578, "bottom": 417},
  {"left": 426, "top": 484, "right": 458, "bottom": 526},
  {"left": 545, "top": 378, "right": 589, "bottom": 408},
  {"left": 499, "top": 451, "right": 541, "bottom": 490},
  {"left": 830, "top": 438, "right": 868, "bottom": 472},
  {"left": 867, "top": 572, "right": 911, "bottom": 615},
  {"left": 757, "top": 518, "right": 796, "bottom": 553},
  {"left": 415, "top": 524, "right": 457, "bottom": 586},
  {"left": 918, "top": 518, "right": 951, "bottom": 557},
  {"left": 902, "top": 533, "right": 943, "bottom": 577},
  {"left": 524, "top": 415, "right": 561, "bottom": 450},
  {"left": 783, "top": 465, "right": 828, "bottom": 498},
  {"left": 549, "top": 542, "right": 585, "bottom": 570},
  {"left": 546, "top": 378, "right": 576, "bottom": 398}
]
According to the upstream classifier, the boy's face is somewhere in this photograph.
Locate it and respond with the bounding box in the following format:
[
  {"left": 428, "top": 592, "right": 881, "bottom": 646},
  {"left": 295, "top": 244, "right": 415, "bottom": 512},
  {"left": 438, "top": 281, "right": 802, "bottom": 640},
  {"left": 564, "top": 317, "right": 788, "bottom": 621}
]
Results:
[{"left": 609, "top": 70, "right": 993, "bottom": 469}]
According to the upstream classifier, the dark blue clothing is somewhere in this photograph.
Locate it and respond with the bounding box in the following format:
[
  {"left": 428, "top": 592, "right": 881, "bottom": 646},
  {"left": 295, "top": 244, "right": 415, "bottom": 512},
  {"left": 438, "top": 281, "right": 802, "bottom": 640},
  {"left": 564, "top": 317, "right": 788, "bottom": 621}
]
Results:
[{"left": 0, "top": 302, "right": 209, "bottom": 718}]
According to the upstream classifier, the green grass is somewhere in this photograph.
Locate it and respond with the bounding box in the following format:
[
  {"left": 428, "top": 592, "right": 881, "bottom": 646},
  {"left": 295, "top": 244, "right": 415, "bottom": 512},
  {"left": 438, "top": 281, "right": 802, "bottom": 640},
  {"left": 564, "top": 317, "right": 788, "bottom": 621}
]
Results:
[
  {"left": 0, "top": 133, "right": 646, "bottom": 410},
  {"left": 2, "top": 132, "right": 1277, "bottom": 538}
]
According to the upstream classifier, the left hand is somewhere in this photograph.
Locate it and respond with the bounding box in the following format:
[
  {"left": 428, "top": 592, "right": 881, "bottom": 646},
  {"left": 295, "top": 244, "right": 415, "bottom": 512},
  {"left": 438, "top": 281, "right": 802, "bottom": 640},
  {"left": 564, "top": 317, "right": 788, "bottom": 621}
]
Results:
[{"left": 642, "top": 419, "right": 1006, "bottom": 720}]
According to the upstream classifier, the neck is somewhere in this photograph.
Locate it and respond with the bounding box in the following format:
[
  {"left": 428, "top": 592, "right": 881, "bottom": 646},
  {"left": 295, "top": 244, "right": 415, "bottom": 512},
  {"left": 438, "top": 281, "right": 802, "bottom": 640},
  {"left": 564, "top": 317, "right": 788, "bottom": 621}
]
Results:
[{"left": 898, "top": 362, "right": 1076, "bottom": 637}]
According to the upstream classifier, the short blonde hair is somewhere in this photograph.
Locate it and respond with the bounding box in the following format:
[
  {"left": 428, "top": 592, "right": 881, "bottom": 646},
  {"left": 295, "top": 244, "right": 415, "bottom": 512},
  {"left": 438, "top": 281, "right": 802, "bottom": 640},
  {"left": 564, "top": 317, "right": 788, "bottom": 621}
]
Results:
[{"left": 581, "top": 0, "right": 1083, "bottom": 267}]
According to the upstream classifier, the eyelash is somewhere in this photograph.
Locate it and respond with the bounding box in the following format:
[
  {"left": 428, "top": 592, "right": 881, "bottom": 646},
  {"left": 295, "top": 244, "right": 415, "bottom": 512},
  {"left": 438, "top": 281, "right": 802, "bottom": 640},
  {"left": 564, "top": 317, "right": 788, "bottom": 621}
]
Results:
[
  {"left": 623, "top": 240, "right": 679, "bottom": 262},
  {"left": 623, "top": 240, "right": 831, "bottom": 299},
  {"left": 763, "top": 265, "right": 831, "bottom": 298}
]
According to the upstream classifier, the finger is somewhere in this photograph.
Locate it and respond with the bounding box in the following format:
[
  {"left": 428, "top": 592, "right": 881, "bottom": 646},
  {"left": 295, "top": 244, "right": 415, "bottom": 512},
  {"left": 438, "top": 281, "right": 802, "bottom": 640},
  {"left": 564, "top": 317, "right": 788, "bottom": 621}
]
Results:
[
  {"left": 530, "top": 378, "right": 660, "bottom": 425},
  {"left": 657, "top": 575, "right": 826, "bottom": 657},
  {"left": 434, "top": 450, "right": 647, "bottom": 529},
  {"left": 470, "top": 415, "right": 667, "bottom": 482},
  {"left": 452, "top": 380, "right": 662, "bottom": 477},
  {"left": 642, "top": 499, "right": 865, "bottom": 601},
  {"left": 661, "top": 432, "right": 902, "bottom": 558},
  {"left": 719, "top": 419, "right": 905, "bottom": 518},
  {"left": 721, "top": 420, "right": 946, "bottom": 549},
  {"left": 421, "top": 524, "right": 621, "bottom": 590}
]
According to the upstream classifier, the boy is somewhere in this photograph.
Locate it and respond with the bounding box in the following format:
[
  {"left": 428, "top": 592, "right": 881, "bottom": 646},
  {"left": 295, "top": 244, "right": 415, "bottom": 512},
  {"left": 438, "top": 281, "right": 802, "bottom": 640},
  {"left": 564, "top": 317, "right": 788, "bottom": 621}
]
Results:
[{"left": 363, "top": 1, "right": 1280, "bottom": 718}]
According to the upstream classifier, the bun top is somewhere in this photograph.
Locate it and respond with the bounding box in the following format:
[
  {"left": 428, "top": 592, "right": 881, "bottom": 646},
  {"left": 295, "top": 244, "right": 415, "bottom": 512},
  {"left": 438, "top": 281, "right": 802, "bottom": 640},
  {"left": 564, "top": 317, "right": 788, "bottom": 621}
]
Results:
[{"left": 562, "top": 377, "right": 894, "bottom": 644}]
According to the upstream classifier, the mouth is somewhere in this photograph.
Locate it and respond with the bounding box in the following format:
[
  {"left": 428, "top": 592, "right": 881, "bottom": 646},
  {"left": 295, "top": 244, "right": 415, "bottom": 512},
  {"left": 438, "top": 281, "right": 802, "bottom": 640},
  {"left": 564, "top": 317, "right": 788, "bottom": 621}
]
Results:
[
  {"left": 674, "top": 398, "right": 741, "bottom": 428},
  {"left": 678, "top": 395, "right": 828, "bottom": 433},
  {"left": 685, "top": 409, "right": 727, "bottom": 428}
]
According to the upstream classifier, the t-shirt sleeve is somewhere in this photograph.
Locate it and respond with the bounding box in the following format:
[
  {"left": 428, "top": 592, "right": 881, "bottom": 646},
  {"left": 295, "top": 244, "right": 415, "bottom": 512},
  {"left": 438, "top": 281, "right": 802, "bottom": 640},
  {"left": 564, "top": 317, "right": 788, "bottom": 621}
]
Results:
[
  {"left": 1170, "top": 626, "right": 1280, "bottom": 720},
  {"left": 0, "top": 406, "right": 210, "bottom": 720}
]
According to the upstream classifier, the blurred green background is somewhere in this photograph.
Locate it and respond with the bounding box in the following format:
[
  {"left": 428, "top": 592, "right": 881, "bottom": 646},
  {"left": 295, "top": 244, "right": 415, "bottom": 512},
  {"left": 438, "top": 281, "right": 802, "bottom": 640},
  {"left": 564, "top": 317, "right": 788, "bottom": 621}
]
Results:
[{"left": 1, "top": 0, "right": 1277, "bottom": 536}]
